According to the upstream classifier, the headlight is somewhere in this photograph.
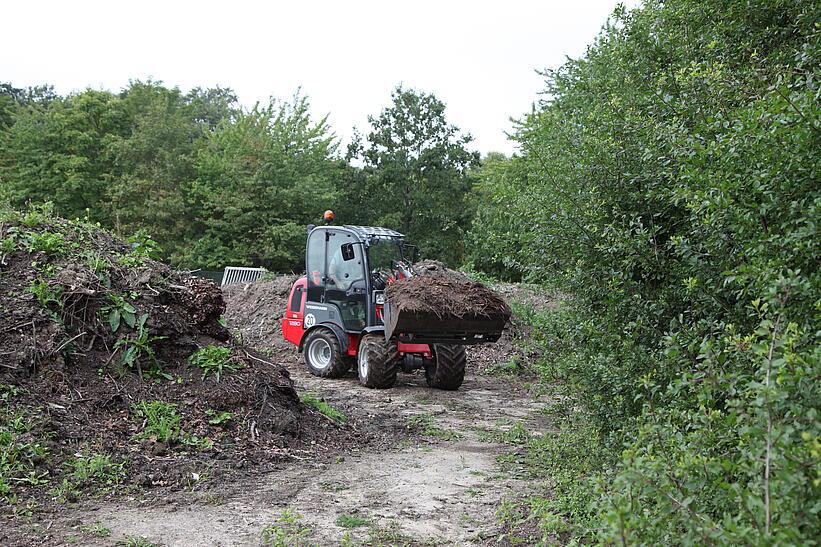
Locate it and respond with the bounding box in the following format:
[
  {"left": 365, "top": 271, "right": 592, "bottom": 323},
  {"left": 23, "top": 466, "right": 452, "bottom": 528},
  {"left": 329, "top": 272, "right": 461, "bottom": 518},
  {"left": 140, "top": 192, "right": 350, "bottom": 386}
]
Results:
[{"left": 374, "top": 292, "right": 385, "bottom": 305}]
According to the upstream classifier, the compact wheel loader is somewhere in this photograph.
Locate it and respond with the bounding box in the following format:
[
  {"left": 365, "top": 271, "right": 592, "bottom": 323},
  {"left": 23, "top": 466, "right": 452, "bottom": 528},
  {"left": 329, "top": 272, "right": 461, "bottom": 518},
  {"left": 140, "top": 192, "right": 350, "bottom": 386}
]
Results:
[{"left": 282, "top": 217, "right": 506, "bottom": 390}]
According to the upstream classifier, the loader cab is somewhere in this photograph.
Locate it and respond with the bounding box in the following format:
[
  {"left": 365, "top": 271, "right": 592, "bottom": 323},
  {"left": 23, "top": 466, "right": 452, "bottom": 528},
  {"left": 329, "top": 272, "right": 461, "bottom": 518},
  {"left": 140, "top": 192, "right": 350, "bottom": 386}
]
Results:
[{"left": 302, "top": 225, "right": 408, "bottom": 333}]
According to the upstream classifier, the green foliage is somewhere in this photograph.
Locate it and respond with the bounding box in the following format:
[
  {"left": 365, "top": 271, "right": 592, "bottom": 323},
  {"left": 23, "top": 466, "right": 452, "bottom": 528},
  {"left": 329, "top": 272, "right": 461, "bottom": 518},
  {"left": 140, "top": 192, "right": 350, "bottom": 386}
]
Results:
[
  {"left": 114, "top": 313, "right": 165, "bottom": 375},
  {"left": 204, "top": 409, "right": 233, "bottom": 425},
  {"left": 300, "top": 394, "right": 347, "bottom": 424},
  {"left": 260, "top": 508, "right": 311, "bottom": 546},
  {"left": 133, "top": 401, "right": 181, "bottom": 443},
  {"left": 184, "top": 93, "right": 342, "bottom": 271},
  {"left": 469, "top": 0, "right": 820, "bottom": 543},
  {"left": 52, "top": 451, "right": 126, "bottom": 501},
  {"left": 24, "top": 231, "right": 66, "bottom": 255},
  {"left": 345, "top": 86, "right": 479, "bottom": 266},
  {"left": 28, "top": 279, "right": 62, "bottom": 309},
  {"left": 0, "top": 407, "right": 49, "bottom": 504},
  {"left": 336, "top": 513, "right": 369, "bottom": 529},
  {"left": 189, "top": 345, "right": 243, "bottom": 382},
  {"left": 80, "top": 523, "right": 111, "bottom": 538},
  {"left": 64, "top": 452, "right": 125, "bottom": 488},
  {"left": 102, "top": 294, "right": 137, "bottom": 333},
  {"left": 115, "top": 537, "right": 160, "bottom": 547},
  {"left": 125, "top": 229, "right": 161, "bottom": 260}
]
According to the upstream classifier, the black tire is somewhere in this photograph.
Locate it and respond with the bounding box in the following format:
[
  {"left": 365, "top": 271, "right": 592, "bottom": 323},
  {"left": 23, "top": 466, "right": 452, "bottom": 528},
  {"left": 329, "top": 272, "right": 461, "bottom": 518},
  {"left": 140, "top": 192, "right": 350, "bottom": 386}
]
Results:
[
  {"left": 357, "top": 334, "right": 398, "bottom": 389},
  {"left": 303, "top": 328, "right": 350, "bottom": 378},
  {"left": 426, "top": 344, "right": 466, "bottom": 390}
]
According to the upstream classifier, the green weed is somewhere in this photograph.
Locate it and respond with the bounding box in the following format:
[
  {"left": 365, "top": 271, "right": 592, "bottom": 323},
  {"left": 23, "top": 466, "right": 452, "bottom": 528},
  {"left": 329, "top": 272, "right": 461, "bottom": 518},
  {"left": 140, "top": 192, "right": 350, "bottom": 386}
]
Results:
[
  {"left": 477, "top": 421, "right": 531, "bottom": 445},
  {"left": 101, "top": 294, "right": 137, "bottom": 333},
  {"left": 114, "top": 313, "right": 165, "bottom": 376},
  {"left": 115, "top": 537, "right": 159, "bottom": 547},
  {"left": 65, "top": 451, "right": 126, "bottom": 488},
  {"left": 80, "top": 522, "right": 111, "bottom": 537},
  {"left": 0, "top": 408, "right": 50, "bottom": 504},
  {"left": 19, "top": 203, "right": 54, "bottom": 228},
  {"left": 28, "top": 279, "right": 62, "bottom": 309},
  {"left": 133, "top": 401, "right": 180, "bottom": 443},
  {"left": 205, "top": 409, "right": 233, "bottom": 425},
  {"left": 261, "top": 508, "right": 311, "bottom": 546},
  {"left": 336, "top": 513, "right": 369, "bottom": 528},
  {"left": 300, "top": 394, "right": 347, "bottom": 424},
  {"left": 189, "top": 345, "right": 243, "bottom": 382},
  {"left": 25, "top": 231, "right": 66, "bottom": 255}
]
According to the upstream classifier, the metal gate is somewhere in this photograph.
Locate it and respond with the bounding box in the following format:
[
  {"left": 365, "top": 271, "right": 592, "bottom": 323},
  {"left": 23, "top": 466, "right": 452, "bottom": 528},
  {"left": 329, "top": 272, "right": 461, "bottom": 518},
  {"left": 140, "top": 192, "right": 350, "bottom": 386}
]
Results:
[{"left": 220, "top": 266, "right": 267, "bottom": 287}]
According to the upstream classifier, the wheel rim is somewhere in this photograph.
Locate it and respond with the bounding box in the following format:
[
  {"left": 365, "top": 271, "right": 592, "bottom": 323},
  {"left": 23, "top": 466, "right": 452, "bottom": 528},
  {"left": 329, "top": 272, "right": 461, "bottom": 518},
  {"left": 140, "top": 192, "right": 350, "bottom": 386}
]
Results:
[
  {"left": 359, "top": 346, "right": 370, "bottom": 379},
  {"left": 309, "top": 338, "right": 332, "bottom": 370}
]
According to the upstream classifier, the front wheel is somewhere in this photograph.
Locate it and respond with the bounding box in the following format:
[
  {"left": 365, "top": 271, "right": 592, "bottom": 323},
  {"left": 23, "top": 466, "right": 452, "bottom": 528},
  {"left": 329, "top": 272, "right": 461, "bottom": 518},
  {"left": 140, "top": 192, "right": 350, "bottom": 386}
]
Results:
[
  {"left": 425, "top": 344, "right": 466, "bottom": 390},
  {"left": 303, "top": 328, "right": 350, "bottom": 378},
  {"left": 357, "top": 334, "right": 398, "bottom": 389}
]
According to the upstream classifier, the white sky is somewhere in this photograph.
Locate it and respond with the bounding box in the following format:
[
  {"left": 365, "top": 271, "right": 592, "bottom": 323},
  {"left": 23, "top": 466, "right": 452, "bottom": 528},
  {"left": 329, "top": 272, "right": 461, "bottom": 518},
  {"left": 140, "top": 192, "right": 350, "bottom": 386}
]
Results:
[{"left": 3, "top": 0, "right": 638, "bottom": 156}]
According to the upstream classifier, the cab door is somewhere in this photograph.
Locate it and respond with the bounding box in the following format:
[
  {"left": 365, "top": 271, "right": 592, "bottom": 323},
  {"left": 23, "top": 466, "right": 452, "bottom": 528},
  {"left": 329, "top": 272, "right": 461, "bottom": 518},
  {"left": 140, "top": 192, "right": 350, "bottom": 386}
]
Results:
[{"left": 325, "top": 231, "right": 367, "bottom": 331}]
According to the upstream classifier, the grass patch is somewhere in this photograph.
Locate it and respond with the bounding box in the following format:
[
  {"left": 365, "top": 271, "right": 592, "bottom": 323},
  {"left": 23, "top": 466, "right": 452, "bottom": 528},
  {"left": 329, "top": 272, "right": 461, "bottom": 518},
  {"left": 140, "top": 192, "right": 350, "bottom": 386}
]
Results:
[
  {"left": 405, "top": 413, "right": 461, "bottom": 441},
  {"left": 80, "top": 522, "right": 112, "bottom": 537},
  {"left": 205, "top": 409, "right": 233, "bottom": 425},
  {"left": 115, "top": 537, "right": 160, "bottom": 547},
  {"left": 52, "top": 450, "right": 127, "bottom": 501},
  {"left": 300, "top": 394, "right": 347, "bottom": 424},
  {"left": 477, "top": 421, "right": 531, "bottom": 445},
  {"left": 336, "top": 513, "right": 369, "bottom": 528},
  {"left": 133, "top": 401, "right": 181, "bottom": 443},
  {"left": 132, "top": 400, "right": 212, "bottom": 450}
]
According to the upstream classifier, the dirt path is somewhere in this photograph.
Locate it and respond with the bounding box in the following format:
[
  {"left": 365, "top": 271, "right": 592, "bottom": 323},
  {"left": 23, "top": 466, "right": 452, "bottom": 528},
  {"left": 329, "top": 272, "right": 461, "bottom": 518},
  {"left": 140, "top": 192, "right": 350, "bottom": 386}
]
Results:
[{"left": 62, "top": 358, "right": 551, "bottom": 546}]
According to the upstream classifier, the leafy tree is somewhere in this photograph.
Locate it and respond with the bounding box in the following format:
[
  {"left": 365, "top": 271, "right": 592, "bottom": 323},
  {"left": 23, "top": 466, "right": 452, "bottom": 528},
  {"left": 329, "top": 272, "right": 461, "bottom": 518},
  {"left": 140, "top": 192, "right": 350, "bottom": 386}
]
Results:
[
  {"left": 0, "top": 89, "right": 127, "bottom": 221},
  {"left": 184, "top": 94, "right": 341, "bottom": 271},
  {"left": 106, "top": 80, "right": 238, "bottom": 262},
  {"left": 346, "top": 86, "right": 479, "bottom": 265}
]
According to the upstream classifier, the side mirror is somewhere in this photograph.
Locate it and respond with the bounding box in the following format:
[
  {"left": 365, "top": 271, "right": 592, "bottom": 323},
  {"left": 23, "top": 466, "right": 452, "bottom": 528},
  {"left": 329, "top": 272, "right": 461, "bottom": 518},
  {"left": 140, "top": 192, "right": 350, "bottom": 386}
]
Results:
[{"left": 341, "top": 243, "right": 356, "bottom": 261}]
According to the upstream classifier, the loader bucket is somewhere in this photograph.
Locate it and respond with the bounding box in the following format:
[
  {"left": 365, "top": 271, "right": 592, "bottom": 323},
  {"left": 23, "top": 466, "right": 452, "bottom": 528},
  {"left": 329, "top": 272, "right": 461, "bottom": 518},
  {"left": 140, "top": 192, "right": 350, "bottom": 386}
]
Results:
[{"left": 382, "top": 302, "right": 507, "bottom": 345}]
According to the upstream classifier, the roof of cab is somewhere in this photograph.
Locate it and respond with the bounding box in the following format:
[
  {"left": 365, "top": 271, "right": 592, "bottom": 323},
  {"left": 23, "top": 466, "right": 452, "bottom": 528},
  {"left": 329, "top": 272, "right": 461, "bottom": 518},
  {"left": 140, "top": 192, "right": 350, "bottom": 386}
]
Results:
[{"left": 342, "top": 225, "right": 404, "bottom": 240}]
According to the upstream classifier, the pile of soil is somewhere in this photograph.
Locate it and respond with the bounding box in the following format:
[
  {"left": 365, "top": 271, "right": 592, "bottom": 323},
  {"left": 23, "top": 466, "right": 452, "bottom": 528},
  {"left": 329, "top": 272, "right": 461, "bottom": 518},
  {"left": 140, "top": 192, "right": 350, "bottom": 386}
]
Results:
[
  {"left": 221, "top": 275, "right": 298, "bottom": 353},
  {"left": 0, "top": 211, "right": 335, "bottom": 515},
  {"left": 387, "top": 261, "right": 512, "bottom": 321}
]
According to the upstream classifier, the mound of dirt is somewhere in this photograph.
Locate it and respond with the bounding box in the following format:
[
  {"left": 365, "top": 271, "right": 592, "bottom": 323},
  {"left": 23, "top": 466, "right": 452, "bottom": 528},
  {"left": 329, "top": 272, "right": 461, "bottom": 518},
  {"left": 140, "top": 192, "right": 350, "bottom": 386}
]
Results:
[
  {"left": 387, "top": 265, "right": 512, "bottom": 321},
  {"left": 222, "top": 275, "right": 298, "bottom": 352},
  {"left": 0, "top": 210, "right": 334, "bottom": 514}
]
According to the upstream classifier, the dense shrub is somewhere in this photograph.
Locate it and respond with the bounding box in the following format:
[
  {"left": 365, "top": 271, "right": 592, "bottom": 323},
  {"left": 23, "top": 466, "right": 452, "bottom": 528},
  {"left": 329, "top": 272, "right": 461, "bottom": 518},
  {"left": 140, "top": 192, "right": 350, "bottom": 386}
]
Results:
[{"left": 469, "top": 0, "right": 819, "bottom": 542}]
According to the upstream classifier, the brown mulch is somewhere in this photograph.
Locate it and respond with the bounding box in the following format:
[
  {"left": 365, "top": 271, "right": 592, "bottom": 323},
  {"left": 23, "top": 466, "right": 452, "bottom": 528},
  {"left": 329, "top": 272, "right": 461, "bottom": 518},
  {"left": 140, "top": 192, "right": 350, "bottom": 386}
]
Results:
[
  {"left": 386, "top": 260, "right": 512, "bottom": 321},
  {"left": 0, "top": 214, "right": 342, "bottom": 518}
]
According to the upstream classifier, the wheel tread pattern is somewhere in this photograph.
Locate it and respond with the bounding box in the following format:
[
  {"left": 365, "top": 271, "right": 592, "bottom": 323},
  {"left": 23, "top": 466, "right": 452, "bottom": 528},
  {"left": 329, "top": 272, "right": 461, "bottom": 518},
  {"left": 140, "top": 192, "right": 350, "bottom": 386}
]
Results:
[
  {"left": 358, "top": 335, "right": 398, "bottom": 389},
  {"left": 426, "top": 344, "right": 466, "bottom": 390}
]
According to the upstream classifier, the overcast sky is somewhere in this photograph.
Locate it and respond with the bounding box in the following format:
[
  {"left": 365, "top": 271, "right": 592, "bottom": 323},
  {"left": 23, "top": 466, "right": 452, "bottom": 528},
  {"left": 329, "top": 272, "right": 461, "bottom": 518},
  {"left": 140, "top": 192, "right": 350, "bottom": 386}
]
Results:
[{"left": 3, "top": 0, "right": 637, "bottom": 156}]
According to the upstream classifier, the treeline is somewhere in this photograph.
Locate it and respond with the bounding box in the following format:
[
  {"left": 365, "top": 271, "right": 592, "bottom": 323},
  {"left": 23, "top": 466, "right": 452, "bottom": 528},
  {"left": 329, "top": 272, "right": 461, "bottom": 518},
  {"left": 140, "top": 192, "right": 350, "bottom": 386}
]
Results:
[
  {"left": 467, "top": 0, "right": 819, "bottom": 543},
  {"left": 0, "top": 82, "right": 477, "bottom": 270}
]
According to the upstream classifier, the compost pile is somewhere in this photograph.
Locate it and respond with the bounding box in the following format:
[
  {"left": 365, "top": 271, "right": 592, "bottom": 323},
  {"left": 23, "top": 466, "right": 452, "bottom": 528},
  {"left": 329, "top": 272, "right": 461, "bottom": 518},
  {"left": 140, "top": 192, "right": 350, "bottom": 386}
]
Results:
[
  {"left": 222, "top": 275, "right": 298, "bottom": 353},
  {"left": 386, "top": 260, "right": 512, "bottom": 321},
  {"left": 0, "top": 209, "right": 334, "bottom": 515}
]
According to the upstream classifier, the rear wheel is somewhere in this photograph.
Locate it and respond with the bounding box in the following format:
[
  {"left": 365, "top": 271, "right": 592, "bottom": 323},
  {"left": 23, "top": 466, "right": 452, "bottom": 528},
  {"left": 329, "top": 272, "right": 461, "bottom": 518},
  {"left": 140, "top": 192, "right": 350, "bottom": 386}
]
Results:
[
  {"left": 357, "top": 334, "right": 398, "bottom": 389},
  {"left": 303, "top": 328, "right": 350, "bottom": 378},
  {"left": 426, "top": 344, "right": 466, "bottom": 390}
]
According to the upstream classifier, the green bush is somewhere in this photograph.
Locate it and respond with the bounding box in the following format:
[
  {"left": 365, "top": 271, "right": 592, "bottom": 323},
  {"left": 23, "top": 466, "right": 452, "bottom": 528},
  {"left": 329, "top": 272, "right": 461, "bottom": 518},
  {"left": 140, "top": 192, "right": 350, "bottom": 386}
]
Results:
[
  {"left": 189, "top": 345, "right": 243, "bottom": 382},
  {"left": 469, "top": 0, "right": 820, "bottom": 542},
  {"left": 133, "top": 401, "right": 181, "bottom": 443}
]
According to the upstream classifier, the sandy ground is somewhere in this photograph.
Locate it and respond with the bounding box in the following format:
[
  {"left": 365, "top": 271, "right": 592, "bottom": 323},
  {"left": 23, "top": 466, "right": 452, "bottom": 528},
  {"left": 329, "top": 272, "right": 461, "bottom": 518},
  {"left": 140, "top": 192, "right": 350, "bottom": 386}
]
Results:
[{"left": 53, "top": 360, "right": 551, "bottom": 546}]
